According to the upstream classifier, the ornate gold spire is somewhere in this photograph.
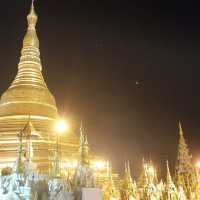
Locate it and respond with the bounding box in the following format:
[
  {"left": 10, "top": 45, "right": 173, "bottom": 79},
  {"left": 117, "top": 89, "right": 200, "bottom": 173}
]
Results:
[
  {"left": 107, "top": 161, "right": 113, "bottom": 183},
  {"left": 104, "top": 162, "right": 120, "bottom": 200},
  {"left": 124, "top": 161, "right": 133, "bottom": 183},
  {"left": 22, "top": 118, "right": 40, "bottom": 163},
  {"left": 166, "top": 161, "right": 172, "bottom": 184},
  {"left": 15, "top": 129, "right": 24, "bottom": 174},
  {"left": 176, "top": 121, "right": 195, "bottom": 198},
  {"left": 79, "top": 122, "right": 90, "bottom": 165},
  {"left": 13, "top": 1, "right": 43, "bottom": 87},
  {"left": 179, "top": 121, "right": 184, "bottom": 136},
  {"left": 143, "top": 161, "right": 149, "bottom": 185},
  {"left": 23, "top": 1, "right": 39, "bottom": 48},
  {"left": 166, "top": 161, "right": 178, "bottom": 199},
  {"left": 0, "top": 1, "right": 57, "bottom": 118},
  {"left": 176, "top": 121, "right": 193, "bottom": 175},
  {"left": 122, "top": 161, "right": 137, "bottom": 200}
]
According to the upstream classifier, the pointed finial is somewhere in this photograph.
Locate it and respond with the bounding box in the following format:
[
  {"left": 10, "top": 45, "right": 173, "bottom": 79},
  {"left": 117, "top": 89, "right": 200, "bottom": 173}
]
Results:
[
  {"left": 27, "top": 0, "right": 38, "bottom": 30},
  {"left": 178, "top": 121, "right": 184, "bottom": 136},
  {"left": 23, "top": 0, "right": 39, "bottom": 48},
  {"left": 126, "top": 160, "right": 133, "bottom": 182},
  {"left": 124, "top": 161, "right": 128, "bottom": 176},
  {"left": 127, "top": 160, "right": 131, "bottom": 174},
  {"left": 166, "top": 160, "right": 172, "bottom": 183},
  {"left": 80, "top": 120, "right": 83, "bottom": 130},
  {"left": 31, "top": 0, "right": 36, "bottom": 12},
  {"left": 142, "top": 157, "right": 145, "bottom": 165}
]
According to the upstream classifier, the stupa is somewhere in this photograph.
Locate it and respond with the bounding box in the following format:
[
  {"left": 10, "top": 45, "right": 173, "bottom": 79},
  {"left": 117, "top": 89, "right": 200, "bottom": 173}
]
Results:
[{"left": 0, "top": 1, "right": 79, "bottom": 172}]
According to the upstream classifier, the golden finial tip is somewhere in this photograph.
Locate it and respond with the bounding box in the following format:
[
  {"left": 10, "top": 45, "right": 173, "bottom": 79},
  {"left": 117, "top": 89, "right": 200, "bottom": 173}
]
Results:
[
  {"left": 32, "top": 0, "right": 35, "bottom": 7},
  {"left": 30, "top": 1, "right": 36, "bottom": 15},
  {"left": 23, "top": 0, "right": 38, "bottom": 47},
  {"left": 178, "top": 121, "right": 183, "bottom": 136},
  {"left": 27, "top": 0, "right": 37, "bottom": 26},
  {"left": 166, "top": 160, "right": 169, "bottom": 169}
]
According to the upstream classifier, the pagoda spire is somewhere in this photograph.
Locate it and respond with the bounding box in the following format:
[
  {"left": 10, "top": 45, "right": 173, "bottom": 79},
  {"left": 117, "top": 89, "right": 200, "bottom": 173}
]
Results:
[
  {"left": 0, "top": 0, "right": 57, "bottom": 118},
  {"left": 138, "top": 158, "right": 148, "bottom": 188},
  {"left": 24, "top": 120, "right": 34, "bottom": 163},
  {"left": 176, "top": 121, "right": 194, "bottom": 197},
  {"left": 142, "top": 161, "right": 158, "bottom": 200},
  {"left": 143, "top": 162, "right": 149, "bottom": 185},
  {"left": 107, "top": 161, "right": 113, "bottom": 183},
  {"left": 15, "top": 130, "right": 25, "bottom": 174},
  {"left": 125, "top": 161, "right": 133, "bottom": 183},
  {"left": 122, "top": 161, "right": 137, "bottom": 200},
  {"left": 179, "top": 121, "right": 184, "bottom": 136},
  {"left": 176, "top": 121, "right": 193, "bottom": 175},
  {"left": 23, "top": 117, "right": 40, "bottom": 163},
  {"left": 73, "top": 123, "right": 95, "bottom": 188},
  {"left": 11, "top": 0, "right": 44, "bottom": 88},
  {"left": 104, "top": 162, "right": 120, "bottom": 200},
  {"left": 79, "top": 122, "right": 90, "bottom": 166},
  {"left": 166, "top": 161, "right": 172, "bottom": 184},
  {"left": 165, "top": 161, "right": 178, "bottom": 200}
]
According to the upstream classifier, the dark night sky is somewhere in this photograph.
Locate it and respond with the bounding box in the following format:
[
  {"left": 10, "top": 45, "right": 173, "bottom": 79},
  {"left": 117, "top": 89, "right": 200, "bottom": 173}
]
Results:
[{"left": 0, "top": 0, "right": 200, "bottom": 177}]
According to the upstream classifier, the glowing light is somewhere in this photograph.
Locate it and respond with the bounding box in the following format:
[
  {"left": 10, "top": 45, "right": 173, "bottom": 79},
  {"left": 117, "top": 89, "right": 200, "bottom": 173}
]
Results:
[
  {"left": 55, "top": 119, "right": 69, "bottom": 134},
  {"left": 196, "top": 161, "right": 200, "bottom": 169},
  {"left": 94, "top": 161, "right": 106, "bottom": 170},
  {"left": 148, "top": 166, "right": 155, "bottom": 175},
  {"left": 110, "top": 198, "right": 117, "bottom": 200}
]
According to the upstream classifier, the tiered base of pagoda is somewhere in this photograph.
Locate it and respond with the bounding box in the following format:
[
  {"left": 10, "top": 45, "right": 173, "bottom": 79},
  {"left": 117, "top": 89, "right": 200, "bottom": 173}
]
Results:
[{"left": 0, "top": 115, "right": 79, "bottom": 172}]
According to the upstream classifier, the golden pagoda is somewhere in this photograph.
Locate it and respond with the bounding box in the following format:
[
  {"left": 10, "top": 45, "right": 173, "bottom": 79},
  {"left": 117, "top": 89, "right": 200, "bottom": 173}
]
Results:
[
  {"left": 103, "top": 162, "right": 121, "bottom": 200},
  {"left": 121, "top": 161, "right": 137, "bottom": 200},
  {"left": 0, "top": 2, "right": 79, "bottom": 172},
  {"left": 165, "top": 161, "right": 178, "bottom": 200}
]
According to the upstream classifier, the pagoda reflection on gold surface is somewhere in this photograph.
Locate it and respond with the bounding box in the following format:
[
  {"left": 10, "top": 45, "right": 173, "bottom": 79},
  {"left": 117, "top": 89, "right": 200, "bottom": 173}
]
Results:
[{"left": 0, "top": 3, "right": 81, "bottom": 172}]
